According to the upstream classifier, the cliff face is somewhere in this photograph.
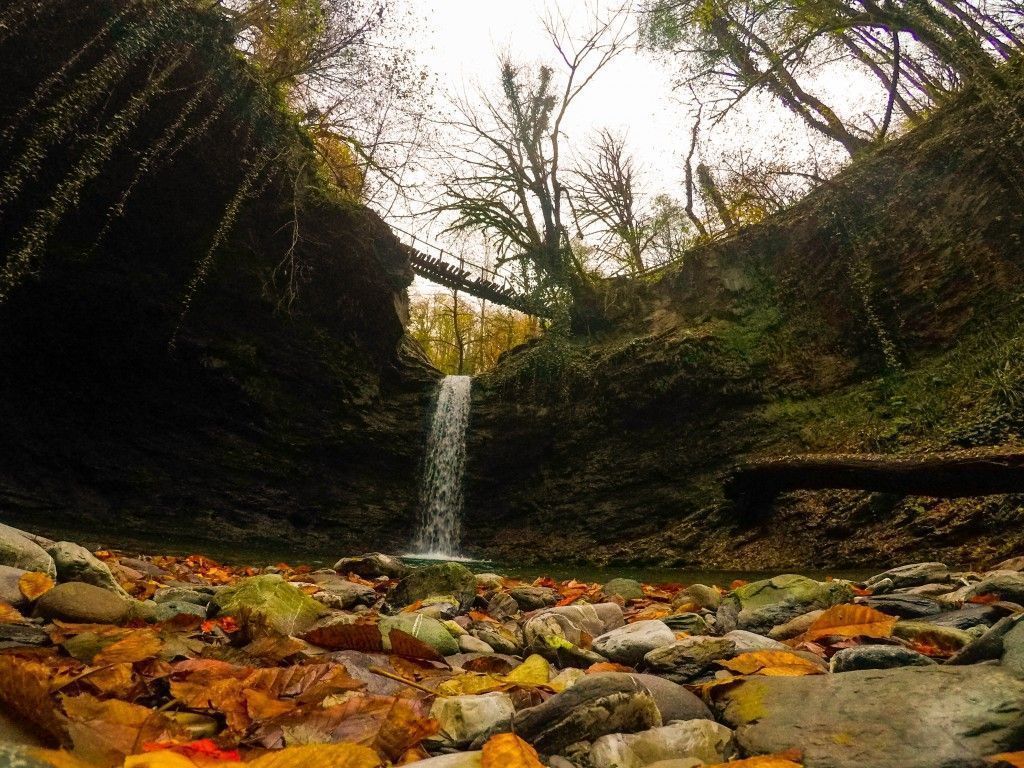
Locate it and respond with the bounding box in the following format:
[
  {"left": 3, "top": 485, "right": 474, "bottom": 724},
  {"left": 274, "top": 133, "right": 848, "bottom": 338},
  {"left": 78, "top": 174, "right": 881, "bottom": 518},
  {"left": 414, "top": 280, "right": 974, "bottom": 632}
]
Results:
[
  {"left": 0, "top": 0, "right": 437, "bottom": 557},
  {"left": 464, "top": 68, "right": 1024, "bottom": 569}
]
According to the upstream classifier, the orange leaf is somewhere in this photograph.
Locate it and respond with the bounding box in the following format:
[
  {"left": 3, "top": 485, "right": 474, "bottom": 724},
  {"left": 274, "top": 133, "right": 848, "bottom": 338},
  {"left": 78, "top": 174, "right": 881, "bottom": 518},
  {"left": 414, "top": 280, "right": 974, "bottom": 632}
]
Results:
[
  {"left": 0, "top": 655, "right": 70, "bottom": 745},
  {"left": 482, "top": 733, "right": 544, "bottom": 768},
  {"left": 719, "top": 651, "right": 824, "bottom": 677},
  {"left": 93, "top": 629, "right": 163, "bottom": 666},
  {"left": 987, "top": 752, "right": 1024, "bottom": 767},
  {"left": 705, "top": 748, "right": 804, "bottom": 767},
  {"left": 373, "top": 697, "right": 439, "bottom": 761},
  {"left": 0, "top": 600, "right": 26, "bottom": 624},
  {"left": 247, "top": 743, "right": 383, "bottom": 768},
  {"left": 969, "top": 593, "right": 1001, "bottom": 605},
  {"left": 586, "top": 662, "right": 635, "bottom": 674},
  {"left": 19, "top": 572, "right": 55, "bottom": 601},
  {"left": 62, "top": 693, "right": 186, "bottom": 766},
  {"left": 799, "top": 604, "right": 897, "bottom": 643}
]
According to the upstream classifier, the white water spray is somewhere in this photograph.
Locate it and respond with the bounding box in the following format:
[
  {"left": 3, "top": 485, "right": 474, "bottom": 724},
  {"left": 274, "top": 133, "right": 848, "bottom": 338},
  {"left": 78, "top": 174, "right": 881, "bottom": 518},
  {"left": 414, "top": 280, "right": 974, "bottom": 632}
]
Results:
[{"left": 412, "top": 375, "right": 472, "bottom": 557}]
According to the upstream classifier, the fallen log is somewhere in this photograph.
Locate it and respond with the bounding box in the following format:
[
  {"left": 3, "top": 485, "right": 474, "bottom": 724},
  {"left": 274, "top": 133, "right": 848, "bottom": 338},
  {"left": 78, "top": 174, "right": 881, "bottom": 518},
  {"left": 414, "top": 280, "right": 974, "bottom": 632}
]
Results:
[{"left": 723, "top": 448, "right": 1024, "bottom": 510}]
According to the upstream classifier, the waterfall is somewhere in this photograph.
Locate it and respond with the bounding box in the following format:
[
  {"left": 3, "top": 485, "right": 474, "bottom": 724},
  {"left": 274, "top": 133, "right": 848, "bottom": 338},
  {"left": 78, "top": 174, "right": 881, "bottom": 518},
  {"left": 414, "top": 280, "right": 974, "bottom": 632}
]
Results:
[{"left": 412, "top": 375, "right": 472, "bottom": 557}]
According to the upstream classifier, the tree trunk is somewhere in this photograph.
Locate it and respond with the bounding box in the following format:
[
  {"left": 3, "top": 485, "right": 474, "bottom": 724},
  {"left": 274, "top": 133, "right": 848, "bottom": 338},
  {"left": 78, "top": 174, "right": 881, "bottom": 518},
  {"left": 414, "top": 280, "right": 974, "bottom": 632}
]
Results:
[{"left": 724, "top": 449, "right": 1024, "bottom": 513}]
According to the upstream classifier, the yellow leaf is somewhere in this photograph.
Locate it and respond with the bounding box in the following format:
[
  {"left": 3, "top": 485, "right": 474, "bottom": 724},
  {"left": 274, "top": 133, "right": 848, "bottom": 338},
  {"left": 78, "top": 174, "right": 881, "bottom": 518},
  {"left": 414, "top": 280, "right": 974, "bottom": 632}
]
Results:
[
  {"left": 23, "top": 749, "right": 95, "bottom": 768},
  {"left": 93, "top": 630, "right": 163, "bottom": 666},
  {"left": 247, "top": 743, "right": 383, "bottom": 768},
  {"left": 799, "top": 604, "right": 897, "bottom": 643},
  {"left": 719, "top": 651, "right": 824, "bottom": 677},
  {"left": 504, "top": 654, "right": 550, "bottom": 686},
  {"left": 988, "top": 752, "right": 1024, "bottom": 767},
  {"left": 124, "top": 752, "right": 203, "bottom": 768},
  {"left": 482, "top": 733, "right": 544, "bottom": 768},
  {"left": 19, "top": 572, "right": 55, "bottom": 601},
  {"left": 437, "top": 673, "right": 506, "bottom": 696}
]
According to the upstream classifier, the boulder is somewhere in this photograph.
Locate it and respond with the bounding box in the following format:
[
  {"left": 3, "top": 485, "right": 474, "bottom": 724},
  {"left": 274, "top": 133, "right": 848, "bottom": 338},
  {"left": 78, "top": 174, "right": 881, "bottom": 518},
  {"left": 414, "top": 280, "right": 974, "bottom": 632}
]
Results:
[
  {"left": 643, "top": 637, "right": 736, "bottom": 682},
  {"left": 385, "top": 562, "right": 476, "bottom": 612},
  {"left": 860, "top": 594, "right": 942, "bottom": 619},
  {"left": 730, "top": 575, "right": 852, "bottom": 612},
  {"left": 594, "top": 673, "right": 713, "bottom": 722},
  {"left": 304, "top": 571, "right": 378, "bottom": 609},
  {"left": 593, "top": 620, "right": 677, "bottom": 666},
  {"left": 513, "top": 674, "right": 662, "bottom": 755},
  {"left": 994, "top": 556, "right": 1024, "bottom": 572},
  {"left": 211, "top": 575, "right": 327, "bottom": 636},
  {"left": 0, "top": 624, "right": 50, "bottom": 648},
  {"left": 428, "top": 693, "right": 514, "bottom": 748},
  {"left": 0, "top": 565, "right": 29, "bottom": 608},
  {"left": 151, "top": 600, "right": 208, "bottom": 622},
  {"left": 768, "top": 610, "right": 824, "bottom": 641},
  {"left": 864, "top": 563, "right": 950, "bottom": 590},
  {"left": 1002, "top": 620, "right": 1024, "bottom": 678},
  {"left": 829, "top": 645, "right": 936, "bottom": 672},
  {"left": 967, "top": 572, "right": 1024, "bottom": 604},
  {"left": 472, "top": 625, "right": 522, "bottom": 655},
  {"left": 928, "top": 605, "right": 1000, "bottom": 631},
  {"left": 663, "top": 613, "right": 711, "bottom": 634},
  {"left": 947, "top": 615, "right": 1024, "bottom": 666},
  {"left": 679, "top": 584, "right": 720, "bottom": 611},
  {"left": 0, "top": 524, "right": 55, "bottom": 579},
  {"left": 718, "top": 665, "right": 1024, "bottom": 768},
  {"left": 154, "top": 587, "right": 212, "bottom": 606},
  {"left": 474, "top": 573, "right": 505, "bottom": 590},
  {"left": 524, "top": 603, "right": 622, "bottom": 651},
  {"left": 46, "top": 541, "right": 130, "bottom": 598},
  {"left": 509, "top": 586, "right": 559, "bottom": 610},
  {"left": 604, "top": 578, "right": 645, "bottom": 601},
  {"left": 0, "top": 744, "right": 59, "bottom": 768},
  {"left": 590, "top": 721, "right": 735, "bottom": 768},
  {"left": 892, "top": 621, "right": 973, "bottom": 652},
  {"left": 333, "top": 553, "right": 410, "bottom": 580},
  {"left": 485, "top": 592, "right": 519, "bottom": 620},
  {"left": 723, "top": 630, "right": 789, "bottom": 653},
  {"left": 458, "top": 634, "right": 494, "bottom": 654},
  {"left": 34, "top": 582, "right": 130, "bottom": 624},
  {"left": 379, "top": 613, "right": 459, "bottom": 656}
]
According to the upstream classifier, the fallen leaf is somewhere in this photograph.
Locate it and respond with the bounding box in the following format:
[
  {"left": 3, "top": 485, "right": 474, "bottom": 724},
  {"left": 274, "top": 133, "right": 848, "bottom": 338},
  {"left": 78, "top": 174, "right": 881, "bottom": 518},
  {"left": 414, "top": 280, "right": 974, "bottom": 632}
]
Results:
[
  {"left": 798, "top": 604, "right": 897, "bottom": 643},
  {"left": 504, "top": 654, "right": 551, "bottom": 685},
  {"left": 585, "top": 662, "right": 634, "bottom": 674},
  {"left": 482, "top": 733, "right": 544, "bottom": 768},
  {"left": 0, "top": 655, "right": 70, "bottom": 745},
  {"left": 19, "top": 571, "right": 55, "bottom": 601},
  {"left": 94, "top": 629, "right": 163, "bottom": 666},
  {"left": 719, "top": 651, "right": 824, "bottom": 677},
  {"left": 388, "top": 629, "right": 448, "bottom": 663},
  {"left": 142, "top": 739, "right": 241, "bottom": 762},
  {"left": 248, "top": 743, "right": 383, "bottom": 768},
  {"left": 704, "top": 748, "right": 804, "bottom": 766},
  {"left": 987, "top": 752, "right": 1024, "bottom": 767},
  {"left": 373, "top": 697, "right": 438, "bottom": 761},
  {"left": 62, "top": 693, "right": 186, "bottom": 766},
  {"left": 0, "top": 600, "right": 27, "bottom": 624},
  {"left": 302, "top": 623, "right": 385, "bottom": 653}
]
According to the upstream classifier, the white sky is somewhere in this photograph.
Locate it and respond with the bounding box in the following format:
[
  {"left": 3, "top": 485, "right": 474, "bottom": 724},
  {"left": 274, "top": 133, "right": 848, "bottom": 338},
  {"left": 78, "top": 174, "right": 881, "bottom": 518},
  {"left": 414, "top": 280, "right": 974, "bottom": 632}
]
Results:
[{"left": 397, "top": 1, "right": 883, "bottom": 297}]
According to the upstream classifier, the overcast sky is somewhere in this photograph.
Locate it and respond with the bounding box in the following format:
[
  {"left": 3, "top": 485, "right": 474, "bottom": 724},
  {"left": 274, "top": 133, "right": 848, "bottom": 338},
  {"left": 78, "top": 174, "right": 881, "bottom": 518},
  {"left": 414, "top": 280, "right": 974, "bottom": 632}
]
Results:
[{"left": 398, "top": 1, "right": 880, "bottom": 297}]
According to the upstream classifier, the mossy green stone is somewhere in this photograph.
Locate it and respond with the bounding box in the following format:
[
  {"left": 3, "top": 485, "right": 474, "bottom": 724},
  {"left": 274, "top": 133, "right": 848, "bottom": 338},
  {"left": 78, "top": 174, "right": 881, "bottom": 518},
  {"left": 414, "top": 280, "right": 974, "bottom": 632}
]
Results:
[
  {"left": 379, "top": 613, "right": 459, "bottom": 655},
  {"left": 212, "top": 574, "right": 327, "bottom": 636},
  {"left": 603, "top": 578, "right": 645, "bottom": 601},
  {"left": 386, "top": 562, "right": 476, "bottom": 611},
  {"left": 731, "top": 574, "right": 850, "bottom": 611}
]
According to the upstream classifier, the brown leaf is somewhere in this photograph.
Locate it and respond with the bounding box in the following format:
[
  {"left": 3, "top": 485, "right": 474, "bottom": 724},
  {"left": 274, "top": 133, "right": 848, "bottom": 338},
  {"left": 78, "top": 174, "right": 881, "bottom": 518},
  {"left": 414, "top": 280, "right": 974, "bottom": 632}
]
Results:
[
  {"left": 373, "top": 696, "right": 438, "bottom": 761},
  {"left": 62, "top": 693, "right": 186, "bottom": 766},
  {"left": 302, "top": 623, "right": 385, "bottom": 653},
  {"left": 482, "top": 733, "right": 545, "bottom": 768},
  {"left": 0, "top": 655, "right": 70, "bottom": 745},
  {"left": 719, "top": 651, "right": 824, "bottom": 677},
  {"left": 387, "top": 628, "right": 447, "bottom": 663},
  {"left": 79, "top": 663, "right": 138, "bottom": 698},
  {"left": 19, "top": 572, "right": 55, "bottom": 601},
  {"left": 93, "top": 629, "right": 163, "bottom": 666},
  {"left": 798, "top": 604, "right": 897, "bottom": 643}
]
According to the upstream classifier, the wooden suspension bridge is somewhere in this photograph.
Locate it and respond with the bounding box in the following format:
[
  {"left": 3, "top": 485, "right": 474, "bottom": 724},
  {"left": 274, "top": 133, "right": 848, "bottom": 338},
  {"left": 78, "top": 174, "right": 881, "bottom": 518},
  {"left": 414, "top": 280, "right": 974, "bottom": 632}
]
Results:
[{"left": 390, "top": 225, "right": 552, "bottom": 318}]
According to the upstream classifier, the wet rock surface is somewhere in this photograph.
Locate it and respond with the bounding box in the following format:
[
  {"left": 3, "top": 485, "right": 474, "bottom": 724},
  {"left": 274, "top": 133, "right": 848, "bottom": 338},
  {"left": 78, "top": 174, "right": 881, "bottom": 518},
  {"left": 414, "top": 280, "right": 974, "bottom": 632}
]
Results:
[{"left": 1, "top": 531, "right": 1024, "bottom": 767}]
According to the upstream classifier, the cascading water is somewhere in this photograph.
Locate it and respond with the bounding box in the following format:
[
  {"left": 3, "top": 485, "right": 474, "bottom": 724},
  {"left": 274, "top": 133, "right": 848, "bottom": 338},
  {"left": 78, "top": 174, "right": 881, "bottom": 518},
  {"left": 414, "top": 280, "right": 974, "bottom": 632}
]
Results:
[{"left": 412, "top": 375, "right": 472, "bottom": 557}]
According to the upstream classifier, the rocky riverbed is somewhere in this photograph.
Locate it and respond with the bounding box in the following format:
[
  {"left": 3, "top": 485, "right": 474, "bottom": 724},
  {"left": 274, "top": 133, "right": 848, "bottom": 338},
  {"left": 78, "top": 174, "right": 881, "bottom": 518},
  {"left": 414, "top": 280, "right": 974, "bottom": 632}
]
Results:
[{"left": 0, "top": 522, "right": 1023, "bottom": 767}]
